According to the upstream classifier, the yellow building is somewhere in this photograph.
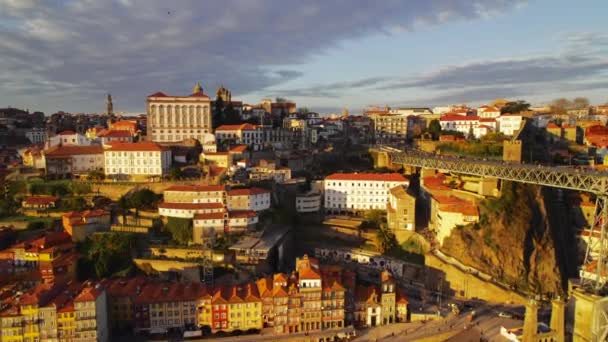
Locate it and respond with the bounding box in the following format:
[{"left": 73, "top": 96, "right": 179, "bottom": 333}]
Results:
[
  {"left": 380, "top": 271, "right": 396, "bottom": 325},
  {"left": 387, "top": 185, "right": 416, "bottom": 244},
  {"left": 197, "top": 293, "right": 213, "bottom": 329},
  {"left": 56, "top": 301, "right": 76, "bottom": 342},
  {"left": 0, "top": 305, "right": 23, "bottom": 342},
  {"left": 162, "top": 184, "right": 226, "bottom": 204},
  {"left": 200, "top": 152, "right": 233, "bottom": 168}
]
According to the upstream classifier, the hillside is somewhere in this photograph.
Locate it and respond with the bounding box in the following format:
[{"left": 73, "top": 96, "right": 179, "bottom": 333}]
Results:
[{"left": 441, "top": 182, "right": 579, "bottom": 296}]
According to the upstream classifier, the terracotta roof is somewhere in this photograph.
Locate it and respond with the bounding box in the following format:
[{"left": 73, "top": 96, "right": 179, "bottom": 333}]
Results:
[
  {"left": 98, "top": 129, "right": 132, "bottom": 138},
  {"left": 160, "top": 202, "right": 224, "bottom": 210},
  {"left": 106, "top": 142, "right": 169, "bottom": 152},
  {"left": 215, "top": 123, "right": 258, "bottom": 131},
  {"left": 63, "top": 209, "right": 109, "bottom": 219},
  {"left": 298, "top": 267, "right": 321, "bottom": 280},
  {"left": 326, "top": 172, "right": 408, "bottom": 182},
  {"left": 148, "top": 91, "right": 168, "bottom": 97},
  {"left": 106, "top": 277, "right": 147, "bottom": 297},
  {"left": 193, "top": 212, "right": 227, "bottom": 220},
  {"left": 44, "top": 145, "right": 103, "bottom": 157},
  {"left": 440, "top": 115, "right": 479, "bottom": 121},
  {"left": 164, "top": 184, "right": 225, "bottom": 192},
  {"left": 227, "top": 187, "right": 271, "bottom": 196},
  {"left": 229, "top": 210, "right": 257, "bottom": 219},
  {"left": 23, "top": 195, "right": 59, "bottom": 205},
  {"left": 229, "top": 145, "right": 248, "bottom": 153},
  {"left": 58, "top": 130, "right": 77, "bottom": 135}
]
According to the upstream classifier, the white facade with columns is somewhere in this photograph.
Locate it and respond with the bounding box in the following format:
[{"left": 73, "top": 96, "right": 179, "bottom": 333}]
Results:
[{"left": 147, "top": 85, "right": 212, "bottom": 143}]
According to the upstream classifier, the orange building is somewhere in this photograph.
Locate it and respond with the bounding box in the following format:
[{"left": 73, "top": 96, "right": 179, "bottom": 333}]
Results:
[{"left": 62, "top": 209, "right": 110, "bottom": 242}]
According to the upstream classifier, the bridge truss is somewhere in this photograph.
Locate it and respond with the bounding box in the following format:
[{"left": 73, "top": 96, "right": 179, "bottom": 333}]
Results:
[{"left": 380, "top": 148, "right": 608, "bottom": 293}]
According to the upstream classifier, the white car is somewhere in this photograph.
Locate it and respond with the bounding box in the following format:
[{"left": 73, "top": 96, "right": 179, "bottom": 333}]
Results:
[{"left": 498, "top": 311, "right": 513, "bottom": 318}]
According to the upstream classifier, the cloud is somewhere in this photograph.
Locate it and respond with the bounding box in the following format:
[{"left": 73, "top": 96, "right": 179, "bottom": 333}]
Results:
[
  {"left": 0, "top": 0, "right": 523, "bottom": 112},
  {"left": 378, "top": 55, "right": 608, "bottom": 90},
  {"left": 272, "top": 76, "right": 391, "bottom": 98}
]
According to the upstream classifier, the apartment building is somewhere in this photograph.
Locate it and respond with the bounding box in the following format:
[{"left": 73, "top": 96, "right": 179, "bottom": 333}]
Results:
[
  {"left": 496, "top": 114, "right": 524, "bottom": 136},
  {"left": 158, "top": 202, "right": 225, "bottom": 219},
  {"left": 324, "top": 173, "right": 409, "bottom": 214},
  {"left": 367, "top": 113, "right": 408, "bottom": 143},
  {"left": 104, "top": 142, "right": 172, "bottom": 180},
  {"left": 215, "top": 124, "right": 264, "bottom": 150},
  {"left": 44, "top": 145, "right": 104, "bottom": 178},
  {"left": 62, "top": 209, "right": 111, "bottom": 242},
  {"left": 386, "top": 185, "right": 416, "bottom": 243},
  {"left": 162, "top": 185, "right": 226, "bottom": 204},
  {"left": 226, "top": 188, "right": 272, "bottom": 211},
  {"left": 74, "top": 284, "right": 109, "bottom": 342},
  {"left": 147, "top": 84, "right": 213, "bottom": 143}
]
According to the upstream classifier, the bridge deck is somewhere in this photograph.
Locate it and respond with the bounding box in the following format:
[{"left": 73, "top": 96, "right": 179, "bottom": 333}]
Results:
[{"left": 377, "top": 147, "right": 608, "bottom": 194}]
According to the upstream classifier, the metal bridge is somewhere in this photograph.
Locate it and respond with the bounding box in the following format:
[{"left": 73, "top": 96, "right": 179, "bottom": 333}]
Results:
[{"left": 372, "top": 146, "right": 608, "bottom": 294}]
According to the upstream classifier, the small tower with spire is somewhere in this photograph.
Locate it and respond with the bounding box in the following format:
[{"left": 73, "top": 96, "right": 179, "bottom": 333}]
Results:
[
  {"left": 106, "top": 93, "right": 113, "bottom": 116},
  {"left": 193, "top": 82, "right": 203, "bottom": 94}
]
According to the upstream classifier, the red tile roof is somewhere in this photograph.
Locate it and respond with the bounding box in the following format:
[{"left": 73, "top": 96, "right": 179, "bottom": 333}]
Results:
[
  {"left": 440, "top": 115, "right": 480, "bottom": 121},
  {"left": 164, "top": 184, "right": 225, "bottom": 192},
  {"left": 58, "top": 130, "right": 77, "bottom": 135},
  {"left": 229, "top": 145, "right": 248, "bottom": 153},
  {"left": 298, "top": 267, "right": 321, "bottom": 280},
  {"left": 63, "top": 209, "right": 109, "bottom": 219},
  {"left": 159, "top": 202, "right": 224, "bottom": 210},
  {"left": 215, "top": 123, "right": 258, "bottom": 131},
  {"left": 326, "top": 172, "right": 408, "bottom": 182},
  {"left": 229, "top": 210, "right": 257, "bottom": 219},
  {"left": 98, "top": 129, "right": 132, "bottom": 138},
  {"left": 227, "top": 187, "right": 271, "bottom": 196},
  {"left": 44, "top": 145, "right": 103, "bottom": 157},
  {"left": 193, "top": 212, "right": 227, "bottom": 220},
  {"left": 147, "top": 91, "right": 167, "bottom": 97},
  {"left": 106, "top": 142, "right": 169, "bottom": 152},
  {"left": 23, "top": 195, "right": 59, "bottom": 205}
]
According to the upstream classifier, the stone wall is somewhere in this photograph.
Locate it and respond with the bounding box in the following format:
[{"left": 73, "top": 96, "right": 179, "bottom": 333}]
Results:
[{"left": 425, "top": 253, "right": 526, "bottom": 304}]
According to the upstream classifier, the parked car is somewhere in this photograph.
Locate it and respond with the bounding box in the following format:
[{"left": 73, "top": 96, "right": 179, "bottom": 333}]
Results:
[{"left": 498, "top": 311, "right": 513, "bottom": 318}]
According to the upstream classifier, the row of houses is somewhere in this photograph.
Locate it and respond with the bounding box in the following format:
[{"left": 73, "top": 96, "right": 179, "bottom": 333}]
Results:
[{"left": 0, "top": 255, "right": 409, "bottom": 340}]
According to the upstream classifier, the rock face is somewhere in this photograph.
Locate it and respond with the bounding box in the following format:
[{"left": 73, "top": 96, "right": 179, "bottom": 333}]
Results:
[{"left": 442, "top": 182, "right": 579, "bottom": 296}]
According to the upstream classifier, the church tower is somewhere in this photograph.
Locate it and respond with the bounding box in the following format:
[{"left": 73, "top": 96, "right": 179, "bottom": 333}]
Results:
[
  {"left": 193, "top": 82, "right": 203, "bottom": 94},
  {"left": 216, "top": 84, "right": 231, "bottom": 102},
  {"left": 106, "top": 93, "right": 113, "bottom": 116}
]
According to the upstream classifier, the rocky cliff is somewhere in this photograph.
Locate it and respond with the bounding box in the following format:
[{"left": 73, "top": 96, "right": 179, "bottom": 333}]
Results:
[{"left": 441, "top": 182, "right": 579, "bottom": 296}]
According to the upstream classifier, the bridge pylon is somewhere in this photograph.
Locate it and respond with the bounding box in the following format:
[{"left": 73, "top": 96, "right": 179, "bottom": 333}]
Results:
[{"left": 581, "top": 196, "right": 608, "bottom": 293}]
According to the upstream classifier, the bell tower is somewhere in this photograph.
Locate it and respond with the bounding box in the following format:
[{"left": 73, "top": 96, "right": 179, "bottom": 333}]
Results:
[
  {"left": 193, "top": 82, "right": 203, "bottom": 94},
  {"left": 106, "top": 93, "right": 113, "bottom": 116}
]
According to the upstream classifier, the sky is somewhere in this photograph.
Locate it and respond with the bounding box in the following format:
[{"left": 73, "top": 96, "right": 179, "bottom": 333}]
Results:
[{"left": 0, "top": 0, "right": 607, "bottom": 115}]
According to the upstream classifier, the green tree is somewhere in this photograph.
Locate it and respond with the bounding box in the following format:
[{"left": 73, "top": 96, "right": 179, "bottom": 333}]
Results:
[
  {"left": 77, "top": 232, "right": 136, "bottom": 279},
  {"left": 86, "top": 169, "right": 105, "bottom": 181},
  {"left": 501, "top": 100, "right": 531, "bottom": 114},
  {"left": 128, "top": 189, "right": 160, "bottom": 218},
  {"left": 70, "top": 182, "right": 91, "bottom": 195},
  {"left": 223, "top": 104, "right": 241, "bottom": 125},
  {"left": 275, "top": 97, "right": 287, "bottom": 103},
  {"left": 165, "top": 217, "right": 193, "bottom": 245},
  {"left": 376, "top": 227, "right": 397, "bottom": 253},
  {"left": 467, "top": 126, "right": 475, "bottom": 140},
  {"left": 550, "top": 98, "right": 571, "bottom": 115},
  {"left": 427, "top": 119, "right": 442, "bottom": 140},
  {"left": 363, "top": 209, "right": 386, "bottom": 229},
  {"left": 169, "top": 167, "right": 184, "bottom": 181},
  {"left": 61, "top": 197, "right": 87, "bottom": 211}
]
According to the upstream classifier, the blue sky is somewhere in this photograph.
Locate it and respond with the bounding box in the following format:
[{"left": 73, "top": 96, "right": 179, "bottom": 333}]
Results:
[{"left": 0, "top": 0, "right": 607, "bottom": 114}]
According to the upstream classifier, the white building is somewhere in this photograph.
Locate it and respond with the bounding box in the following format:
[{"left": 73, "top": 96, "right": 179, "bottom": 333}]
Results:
[
  {"left": 43, "top": 145, "right": 104, "bottom": 177},
  {"left": 103, "top": 142, "right": 172, "bottom": 179},
  {"left": 215, "top": 123, "right": 264, "bottom": 150},
  {"left": 433, "top": 195, "right": 479, "bottom": 246},
  {"left": 146, "top": 83, "right": 212, "bottom": 143},
  {"left": 496, "top": 115, "right": 524, "bottom": 136},
  {"left": 388, "top": 107, "right": 433, "bottom": 115},
  {"left": 48, "top": 130, "right": 91, "bottom": 147},
  {"left": 25, "top": 127, "right": 47, "bottom": 144},
  {"left": 477, "top": 106, "right": 501, "bottom": 119},
  {"left": 227, "top": 187, "right": 272, "bottom": 211},
  {"left": 439, "top": 115, "right": 482, "bottom": 138},
  {"left": 296, "top": 192, "right": 323, "bottom": 213},
  {"left": 324, "top": 173, "right": 409, "bottom": 214},
  {"left": 158, "top": 202, "right": 225, "bottom": 219},
  {"left": 192, "top": 210, "right": 259, "bottom": 244}
]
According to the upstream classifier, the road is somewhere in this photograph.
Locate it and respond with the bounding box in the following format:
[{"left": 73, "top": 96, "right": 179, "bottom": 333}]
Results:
[{"left": 354, "top": 303, "right": 529, "bottom": 342}]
